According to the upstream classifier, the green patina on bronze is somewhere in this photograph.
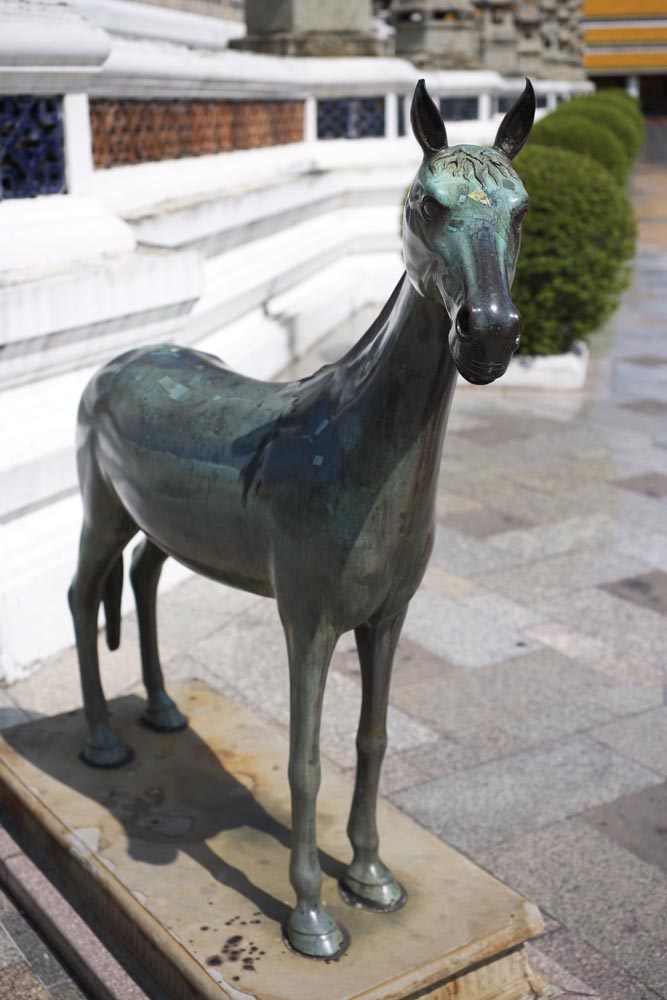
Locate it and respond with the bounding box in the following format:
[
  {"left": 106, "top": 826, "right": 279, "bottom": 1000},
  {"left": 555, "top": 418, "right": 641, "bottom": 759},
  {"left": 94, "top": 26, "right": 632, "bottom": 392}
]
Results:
[{"left": 68, "top": 79, "right": 535, "bottom": 959}]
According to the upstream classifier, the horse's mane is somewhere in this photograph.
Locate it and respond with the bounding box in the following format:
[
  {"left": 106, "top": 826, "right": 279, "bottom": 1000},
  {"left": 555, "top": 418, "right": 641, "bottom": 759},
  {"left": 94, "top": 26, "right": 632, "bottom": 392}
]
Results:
[{"left": 430, "top": 146, "right": 517, "bottom": 187}]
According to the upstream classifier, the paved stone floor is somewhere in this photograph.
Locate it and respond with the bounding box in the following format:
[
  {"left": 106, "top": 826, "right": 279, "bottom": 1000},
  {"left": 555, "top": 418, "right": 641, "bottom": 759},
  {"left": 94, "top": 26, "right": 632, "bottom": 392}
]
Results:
[{"left": 2, "top": 129, "right": 667, "bottom": 998}]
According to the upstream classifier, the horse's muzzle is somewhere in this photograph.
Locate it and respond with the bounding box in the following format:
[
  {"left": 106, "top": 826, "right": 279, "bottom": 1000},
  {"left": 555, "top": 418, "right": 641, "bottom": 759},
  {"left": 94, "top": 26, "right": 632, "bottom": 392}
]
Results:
[{"left": 451, "top": 302, "right": 521, "bottom": 385}]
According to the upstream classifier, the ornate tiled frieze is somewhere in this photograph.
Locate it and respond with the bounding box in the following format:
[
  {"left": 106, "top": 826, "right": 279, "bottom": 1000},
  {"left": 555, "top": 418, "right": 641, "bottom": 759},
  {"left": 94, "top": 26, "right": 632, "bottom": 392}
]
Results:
[
  {"left": 0, "top": 95, "right": 66, "bottom": 199},
  {"left": 89, "top": 99, "right": 305, "bottom": 168}
]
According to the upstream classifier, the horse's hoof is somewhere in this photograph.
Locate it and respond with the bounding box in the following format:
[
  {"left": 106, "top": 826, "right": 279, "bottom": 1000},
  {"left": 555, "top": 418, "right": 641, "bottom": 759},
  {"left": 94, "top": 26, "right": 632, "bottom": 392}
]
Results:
[
  {"left": 80, "top": 740, "right": 134, "bottom": 769},
  {"left": 340, "top": 868, "right": 407, "bottom": 912},
  {"left": 141, "top": 697, "right": 187, "bottom": 733},
  {"left": 284, "top": 905, "right": 348, "bottom": 959}
]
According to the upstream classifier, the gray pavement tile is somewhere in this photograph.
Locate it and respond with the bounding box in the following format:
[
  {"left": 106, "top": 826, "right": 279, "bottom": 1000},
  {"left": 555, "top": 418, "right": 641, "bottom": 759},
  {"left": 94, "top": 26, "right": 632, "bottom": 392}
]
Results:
[
  {"left": 486, "top": 514, "right": 619, "bottom": 565},
  {"left": 447, "top": 477, "right": 588, "bottom": 527},
  {"left": 391, "top": 736, "right": 662, "bottom": 855},
  {"left": 602, "top": 569, "right": 667, "bottom": 616},
  {"left": 2, "top": 910, "right": 68, "bottom": 987},
  {"left": 456, "top": 424, "right": 529, "bottom": 445},
  {"left": 429, "top": 523, "right": 521, "bottom": 578},
  {"left": 614, "top": 524, "right": 667, "bottom": 574},
  {"left": 522, "top": 621, "right": 611, "bottom": 665},
  {"left": 529, "top": 930, "right": 663, "bottom": 1000},
  {"left": 501, "top": 697, "right": 618, "bottom": 747},
  {"left": 0, "top": 923, "right": 21, "bottom": 970},
  {"left": 0, "top": 961, "right": 51, "bottom": 999},
  {"left": 622, "top": 355, "right": 667, "bottom": 367},
  {"left": 154, "top": 574, "right": 263, "bottom": 651},
  {"left": 525, "top": 941, "right": 600, "bottom": 999},
  {"left": 527, "top": 587, "right": 667, "bottom": 669},
  {"left": 460, "top": 592, "right": 544, "bottom": 631},
  {"left": 49, "top": 983, "right": 89, "bottom": 1000},
  {"left": 480, "top": 546, "right": 651, "bottom": 606},
  {"left": 615, "top": 472, "right": 667, "bottom": 498},
  {"left": 476, "top": 819, "right": 667, "bottom": 996},
  {"left": 583, "top": 781, "right": 667, "bottom": 873},
  {"left": 332, "top": 636, "right": 458, "bottom": 691},
  {"left": 592, "top": 707, "right": 667, "bottom": 776},
  {"left": 403, "top": 587, "right": 538, "bottom": 669},
  {"left": 192, "top": 604, "right": 438, "bottom": 769},
  {"left": 621, "top": 399, "right": 667, "bottom": 416},
  {"left": 376, "top": 752, "right": 427, "bottom": 796},
  {"left": 441, "top": 507, "right": 531, "bottom": 538},
  {"left": 402, "top": 727, "right": 526, "bottom": 778},
  {"left": 390, "top": 648, "right": 613, "bottom": 738},
  {"left": 586, "top": 654, "right": 665, "bottom": 688}
]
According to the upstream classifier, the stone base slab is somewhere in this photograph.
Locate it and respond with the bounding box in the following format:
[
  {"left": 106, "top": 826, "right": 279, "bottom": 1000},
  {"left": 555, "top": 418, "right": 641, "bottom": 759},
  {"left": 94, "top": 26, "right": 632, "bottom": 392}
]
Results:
[{"left": 0, "top": 680, "right": 545, "bottom": 1000}]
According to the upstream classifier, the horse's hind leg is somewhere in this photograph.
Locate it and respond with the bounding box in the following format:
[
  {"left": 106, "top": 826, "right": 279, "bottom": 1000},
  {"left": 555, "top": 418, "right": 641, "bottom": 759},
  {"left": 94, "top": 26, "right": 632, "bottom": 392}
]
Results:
[
  {"left": 341, "top": 608, "right": 407, "bottom": 911},
  {"left": 68, "top": 486, "right": 136, "bottom": 768},
  {"left": 130, "top": 538, "right": 186, "bottom": 732}
]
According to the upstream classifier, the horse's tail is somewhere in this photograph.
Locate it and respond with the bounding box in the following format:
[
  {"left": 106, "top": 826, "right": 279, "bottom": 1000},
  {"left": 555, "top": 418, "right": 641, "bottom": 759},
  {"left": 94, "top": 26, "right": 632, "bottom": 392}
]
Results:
[{"left": 103, "top": 554, "right": 123, "bottom": 651}]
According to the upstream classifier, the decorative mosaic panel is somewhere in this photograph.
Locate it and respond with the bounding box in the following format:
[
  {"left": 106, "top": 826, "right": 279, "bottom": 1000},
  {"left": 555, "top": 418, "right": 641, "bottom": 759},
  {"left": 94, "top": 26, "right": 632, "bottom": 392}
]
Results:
[
  {"left": 0, "top": 95, "right": 65, "bottom": 199},
  {"left": 89, "top": 100, "right": 305, "bottom": 168},
  {"left": 397, "top": 96, "right": 406, "bottom": 137},
  {"left": 497, "top": 94, "right": 521, "bottom": 114},
  {"left": 439, "top": 96, "right": 479, "bottom": 122},
  {"left": 317, "top": 97, "right": 385, "bottom": 139}
]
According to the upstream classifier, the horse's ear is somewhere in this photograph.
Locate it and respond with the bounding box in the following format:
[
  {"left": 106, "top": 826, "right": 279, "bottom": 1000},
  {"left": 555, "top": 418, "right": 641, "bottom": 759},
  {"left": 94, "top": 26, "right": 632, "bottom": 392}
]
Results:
[
  {"left": 493, "top": 79, "right": 536, "bottom": 159},
  {"left": 411, "top": 79, "right": 448, "bottom": 157}
]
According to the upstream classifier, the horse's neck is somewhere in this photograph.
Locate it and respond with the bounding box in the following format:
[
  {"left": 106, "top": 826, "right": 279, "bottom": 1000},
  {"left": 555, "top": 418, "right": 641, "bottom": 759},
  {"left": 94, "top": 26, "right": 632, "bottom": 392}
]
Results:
[{"left": 338, "top": 273, "right": 458, "bottom": 458}]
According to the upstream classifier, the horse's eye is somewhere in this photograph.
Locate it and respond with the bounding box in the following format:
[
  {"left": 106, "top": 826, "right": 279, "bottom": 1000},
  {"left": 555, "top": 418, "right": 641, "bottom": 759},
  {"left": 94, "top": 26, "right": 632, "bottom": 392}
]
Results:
[{"left": 420, "top": 196, "right": 447, "bottom": 223}]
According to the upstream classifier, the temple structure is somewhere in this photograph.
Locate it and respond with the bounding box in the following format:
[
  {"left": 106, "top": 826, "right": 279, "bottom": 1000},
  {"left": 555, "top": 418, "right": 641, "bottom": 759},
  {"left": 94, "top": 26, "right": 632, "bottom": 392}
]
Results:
[{"left": 392, "top": 0, "right": 585, "bottom": 79}]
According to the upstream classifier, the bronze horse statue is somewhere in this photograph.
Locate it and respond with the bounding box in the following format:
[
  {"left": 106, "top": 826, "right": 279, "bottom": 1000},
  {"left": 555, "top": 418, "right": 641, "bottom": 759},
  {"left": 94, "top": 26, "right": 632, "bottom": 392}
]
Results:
[{"left": 68, "top": 79, "right": 535, "bottom": 959}]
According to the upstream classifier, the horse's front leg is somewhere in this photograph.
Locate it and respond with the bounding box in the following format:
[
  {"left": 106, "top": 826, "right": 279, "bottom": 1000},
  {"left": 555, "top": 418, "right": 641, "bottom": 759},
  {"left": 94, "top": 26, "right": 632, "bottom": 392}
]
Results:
[
  {"left": 281, "top": 610, "right": 346, "bottom": 958},
  {"left": 341, "top": 608, "right": 407, "bottom": 911}
]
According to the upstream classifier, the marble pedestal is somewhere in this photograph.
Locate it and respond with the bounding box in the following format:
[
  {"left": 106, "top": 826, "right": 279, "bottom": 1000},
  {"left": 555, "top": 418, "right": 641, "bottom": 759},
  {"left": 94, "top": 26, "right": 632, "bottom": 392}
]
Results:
[{"left": 0, "top": 680, "right": 545, "bottom": 1000}]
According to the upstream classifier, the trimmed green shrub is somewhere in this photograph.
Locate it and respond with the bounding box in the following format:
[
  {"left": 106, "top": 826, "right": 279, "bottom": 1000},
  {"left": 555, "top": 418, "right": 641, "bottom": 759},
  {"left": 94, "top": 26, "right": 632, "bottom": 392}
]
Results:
[
  {"left": 529, "top": 113, "right": 629, "bottom": 186},
  {"left": 593, "top": 89, "right": 646, "bottom": 150},
  {"left": 553, "top": 95, "right": 642, "bottom": 160},
  {"left": 512, "top": 144, "right": 636, "bottom": 356}
]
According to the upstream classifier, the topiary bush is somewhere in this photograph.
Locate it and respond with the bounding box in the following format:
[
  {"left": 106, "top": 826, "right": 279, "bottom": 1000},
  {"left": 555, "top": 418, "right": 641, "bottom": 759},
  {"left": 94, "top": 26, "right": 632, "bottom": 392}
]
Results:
[
  {"left": 593, "top": 89, "right": 646, "bottom": 151},
  {"left": 553, "top": 95, "right": 642, "bottom": 161},
  {"left": 529, "top": 112, "right": 629, "bottom": 187},
  {"left": 512, "top": 144, "right": 636, "bottom": 356}
]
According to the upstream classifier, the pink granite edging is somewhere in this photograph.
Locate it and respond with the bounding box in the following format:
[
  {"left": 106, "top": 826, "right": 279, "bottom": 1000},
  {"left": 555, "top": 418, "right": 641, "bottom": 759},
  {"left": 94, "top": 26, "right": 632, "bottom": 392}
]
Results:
[{"left": 0, "top": 822, "right": 150, "bottom": 1000}]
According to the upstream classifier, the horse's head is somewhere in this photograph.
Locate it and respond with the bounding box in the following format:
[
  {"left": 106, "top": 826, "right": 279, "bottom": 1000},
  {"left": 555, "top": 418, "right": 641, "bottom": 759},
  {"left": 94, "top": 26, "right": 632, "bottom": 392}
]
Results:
[{"left": 404, "top": 79, "right": 535, "bottom": 385}]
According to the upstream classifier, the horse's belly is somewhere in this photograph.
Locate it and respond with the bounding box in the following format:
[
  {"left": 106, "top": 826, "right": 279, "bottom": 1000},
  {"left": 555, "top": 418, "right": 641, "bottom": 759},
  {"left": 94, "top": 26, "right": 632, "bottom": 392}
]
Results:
[{"left": 102, "top": 438, "right": 274, "bottom": 594}]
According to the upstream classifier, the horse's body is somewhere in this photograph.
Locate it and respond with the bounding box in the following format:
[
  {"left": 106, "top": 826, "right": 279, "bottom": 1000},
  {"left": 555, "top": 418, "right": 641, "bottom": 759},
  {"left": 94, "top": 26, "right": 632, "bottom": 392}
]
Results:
[{"left": 68, "top": 80, "right": 535, "bottom": 959}]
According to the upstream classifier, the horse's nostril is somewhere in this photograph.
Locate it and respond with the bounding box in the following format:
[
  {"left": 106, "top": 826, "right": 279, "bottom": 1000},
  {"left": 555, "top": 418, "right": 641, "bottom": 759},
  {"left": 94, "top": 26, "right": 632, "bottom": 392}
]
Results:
[{"left": 456, "top": 307, "right": 470, "bottom": 339}]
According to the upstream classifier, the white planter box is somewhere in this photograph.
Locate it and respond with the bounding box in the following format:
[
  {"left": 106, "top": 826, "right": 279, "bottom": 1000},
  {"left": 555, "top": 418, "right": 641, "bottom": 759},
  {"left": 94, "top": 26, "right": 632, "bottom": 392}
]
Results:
[{"left": 496, "top": 340, "right": 589, "bottom": 390}]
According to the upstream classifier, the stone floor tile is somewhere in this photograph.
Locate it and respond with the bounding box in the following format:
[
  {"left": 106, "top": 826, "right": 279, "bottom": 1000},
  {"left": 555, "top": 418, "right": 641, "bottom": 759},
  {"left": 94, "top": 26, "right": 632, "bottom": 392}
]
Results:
[
  {"left": 0, "top": 923, "right": 21, "bottom": 970},
  {"left": 441, "top": 507, "right": 531, "bottom": 538},
  {"left": 429, "top": 524, "right": 520, "bottom": 578},
  {"left": 525, "top": 941, "right": 599, "bottom": 999},
  {"left": 154, "top": 574, "right": 263, "bottom": 651},
  {"left": 390, "top": 648, "right": 612, "bottom": 738},
  {"left": 487, "top": 514, "right": 618, "bottom": 566},
  {"left": 602, "top": 569, "right": 667, "bottom": 616},
  {"left": 403, "top": 588, "right": 537, "bottom": 669},
  {"left": 456, "top": 424, "right": 529, "bottom": 446},
  {"left": 480, "top": 546, "right": 649, "bottom": 606},
  {"left": 416, "top": 563, "right": 481, "bottom": 598},
  {"left": 192, "top": 605, "right": 437, "bottom": 769},
  {"left": 522, "top": 621, "right": 610, "bottom": 664},
  {"left": 587, "top": 654, "right": 665, "bottom": 688},
  {"left": 0, "top": 961, "right": 51, "bottom": 1000},
  {"left": 621, "top": 399, "right": 667, "bottom": 416},
  {"left": 402, "top": 727, "right": 526, "bottom": 779},
  {"left": 529, "top": 930, "right": 662, "bottom": 1000},
  {"left": 392, "top": 736, "right": 662, "bottom": 855},
  {"left": 48, "top": 983, "right": 89, "bottom": 1000},
  {"left": 477, "top": 819, "right": 667, "bottom": 996},
  {"left": 332, "top": 636, "right": 457, "bottom": 691},
  {"left": 501, "top": 697, "right": 618, "bottom": 747},
  {"left": 592, "top": 706, "right": 667, "bottom": 775},
  {"left": 376, "top": 752, "right": 427, "bottom": 796},
  {"left": 615, "top": 471, "right": 667, "bottom": 498},
  {"left": 528, "top": 586, "right": 667, "bottom": 668},
  {"left": 461, "top": 593, "right": 545, "bottom": 631},
  {"left": 2, "top": 910, "right": 69, "bottom": 987},
  {"left": 622, "top": 355, "right": 667, "bottom": 367},
  {"left": 583, "top": 781, "right": 667, "bottom": 873},
  {"left": 587, "top": 683, "right": 664, "bottom": 717}
]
